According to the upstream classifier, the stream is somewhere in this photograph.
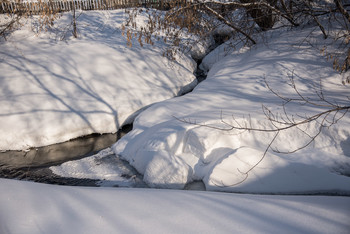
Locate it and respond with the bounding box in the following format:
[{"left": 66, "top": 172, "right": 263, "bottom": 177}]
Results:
[
  {"left": 0, "top": 25, "right": 227, "bottom": 188},
  {"left": 0, "top": 62, "right": 208, "bottom": 188},
  {"left": 0, "top": 125, "right": 132, "bottom": 186}
]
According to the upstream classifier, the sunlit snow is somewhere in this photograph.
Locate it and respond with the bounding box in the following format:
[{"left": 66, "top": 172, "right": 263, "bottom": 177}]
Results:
[{"left": 1, "top": 8, "right": 350, "bottom": 234}]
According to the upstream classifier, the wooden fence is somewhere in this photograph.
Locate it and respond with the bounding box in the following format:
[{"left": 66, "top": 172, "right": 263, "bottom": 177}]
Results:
[{"left": 0, "top": 0, "right": 164, "bottom": 14}]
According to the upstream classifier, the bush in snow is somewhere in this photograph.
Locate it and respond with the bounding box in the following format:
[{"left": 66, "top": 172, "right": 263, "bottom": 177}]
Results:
[{"left": 122, "top": 0, "right": 350, "bottom": 72}]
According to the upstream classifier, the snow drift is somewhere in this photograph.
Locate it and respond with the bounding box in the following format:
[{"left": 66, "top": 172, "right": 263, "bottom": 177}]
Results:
[
  {"left": 0, "top": 10, "right": 197, "bottom": 150},
  {"left": 111, "top": 23, "right": 350, "bottom": 192},
  {"left": 1, "top": 178, "right": 350, "bottom": 234}
]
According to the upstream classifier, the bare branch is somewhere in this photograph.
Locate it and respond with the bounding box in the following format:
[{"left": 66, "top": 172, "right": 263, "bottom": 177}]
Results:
[
  {"left": 304, "top": 0, "right": 328, "bottom": 38},
  {"left": 210, "top": 130, "right": 280, "bottom": 188},
  {"left": 204, "top": 0, "right": 299, "bottom": 27},
  {"left": 202, "top": 4, "right": 257, "bottom": 44},
  {"left": 334, "top": 0, "right": 350, "bottom": 23}
]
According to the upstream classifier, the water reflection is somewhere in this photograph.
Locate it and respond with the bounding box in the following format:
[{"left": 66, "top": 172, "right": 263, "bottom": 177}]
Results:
[{"left": 0, "top": 124, "right": 132, "bottom": 170}]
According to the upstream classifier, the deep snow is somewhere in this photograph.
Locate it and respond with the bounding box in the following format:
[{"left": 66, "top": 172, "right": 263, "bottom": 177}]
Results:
[
  {"left": 0, "top": 10, "right": 197, "bottom": 150},
  {"left": 1, "top": 178, "right": 350, "bottom": 234},
  {"left": 109, "top": 19, "right": 350, "bottom": 192},
  {"left": 1, "top": 8, "right": 350, "bottom": 234},
  {"left": 49, "top": 11, "right": 350, "bottom": 194}
]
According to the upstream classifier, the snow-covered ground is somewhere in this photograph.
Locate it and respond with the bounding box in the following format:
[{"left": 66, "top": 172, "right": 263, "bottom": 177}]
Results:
[
  {"left": 51, "top": 17, "right": 350, "bottom": 193},
  {"left": 1, "top": 178, "right": 350, "bottom": 234},
  {"left": 1, "top": 8, "right": 350, "bottom": 234},
  {"left": 0, "top": 10, "right": 197, "bottom": 150}
]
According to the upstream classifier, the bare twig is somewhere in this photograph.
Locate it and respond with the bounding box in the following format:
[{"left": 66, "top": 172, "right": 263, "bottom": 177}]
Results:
[
  {"left": 210, "top": 131, "right": 280, "bottom": 188},
  {"left": 176, "top": 75, "right": 349, "bottom": 188},
  {"left": 334, "top": 0, "right": 350, "bottom": 23},
  {"left": 202, "top": 4, "right": 257, "bottom": 44}
]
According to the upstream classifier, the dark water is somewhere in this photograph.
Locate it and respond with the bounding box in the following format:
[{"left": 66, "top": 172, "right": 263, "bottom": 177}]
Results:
[{"left": 0, "top": 124, "right": 132, "bottom": 186}]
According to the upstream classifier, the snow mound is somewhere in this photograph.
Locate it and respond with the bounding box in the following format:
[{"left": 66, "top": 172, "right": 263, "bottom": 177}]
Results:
[
  {"left": 0, "top": 10, "right": 197, "bottom": 150},
  {"left": 112, "top": 24, "right": 350, "bottom": 193},
  {"left": 113, "top": 115, "right": 350, "bottom": 193},
  {"left": 48, "top": 17, "right": 350, "bottom": 194}
]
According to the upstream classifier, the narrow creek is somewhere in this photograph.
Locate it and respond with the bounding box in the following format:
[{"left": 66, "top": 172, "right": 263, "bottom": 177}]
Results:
[
  {"left": 0, "top": 61, "right": 209, "bottom": 188},
  {"left": 0, "top": 27, "right": 233, "bottom": 188},
  {"left": 0, "top": 125, "right": 132, "bottom": 186}
]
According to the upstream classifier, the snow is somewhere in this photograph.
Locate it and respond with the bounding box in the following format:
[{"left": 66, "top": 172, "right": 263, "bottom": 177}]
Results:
[
  {"left": 1, "top": 178, "right": 350, "bottom": 234},
  {"left": 48, "top": 14, "right": 350, "bottom": 194},
  {"left": 50, "top": 147, "right": 147, "bottom": 187},
  {"left": 1, "top": 8, "right": 350, "bottom": 234},
  {"left": 0, "top": 10, "right": 197, "bottom": 150},
  {"left": 107, "top": 24, "right": 350, "bottom": 192}
]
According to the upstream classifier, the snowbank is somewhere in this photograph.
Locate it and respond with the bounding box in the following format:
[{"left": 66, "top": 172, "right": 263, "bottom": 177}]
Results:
[
  {"left": 0, "top": 10, "right": 197, "bottom": 150},
  {"left": 110, "top": 24, "right": 350, "bottom": 192},
  {"left": 13, "top": 12, "right": 345, "bottom": 194},
  {"left": 51, "top": 22, "right": 350, "bottom": 193},
  {"left": 1, "top": 178, "right": 349, "bottom": 234}
]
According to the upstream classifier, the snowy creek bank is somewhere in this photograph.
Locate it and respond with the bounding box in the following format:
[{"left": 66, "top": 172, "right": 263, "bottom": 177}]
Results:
[
  {"left": 0, "top": 125, "right": 134, "bottom": 186},
  {"left": 3, "top": 10, "right": 349, "bottom": 194},
  {"left": 0, "top": 8, "right": 221, "bottom": 187},
  {"left": 110, "top": 25, "right": 350, "bottom": 194},
  {"left": 0, "top": 9, "right": 219, "bottom": 186},
  {"left": 0, "top": 57, "right": 210, "bottom": 188},
  {"left": 0, "top": 10, "right": 199, "bottom": 151}
]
